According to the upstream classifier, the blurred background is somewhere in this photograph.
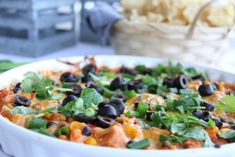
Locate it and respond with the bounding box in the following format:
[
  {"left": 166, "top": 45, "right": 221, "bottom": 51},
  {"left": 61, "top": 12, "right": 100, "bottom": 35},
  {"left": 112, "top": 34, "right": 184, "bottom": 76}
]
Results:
[{"left": 0, "top": 0, "right": 235, "bottom": 73}]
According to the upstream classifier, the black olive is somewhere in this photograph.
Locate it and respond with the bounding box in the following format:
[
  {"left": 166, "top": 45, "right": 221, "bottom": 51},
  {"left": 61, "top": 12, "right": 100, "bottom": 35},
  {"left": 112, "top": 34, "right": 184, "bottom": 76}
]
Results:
[
  {"left": 85, "top": 81, "right": 97, "bottom": 88},
  {"left": 13, "top": 95, "right": 31, "bottom": 107},
  {"left": 127, "top": 140, "right": 134, "bottom": 145},
  {"left": 61, "top": 95, "right": 78, "bottom": 106},
  {"left": 82, "top": 126, "right": 92, "bottom": 136},
  {"left": 109, "top": 99, "right": 125, "bottom": 115},
  {"left": 146, "top": 111, "right": 154, "bottom": 121},
  {"left": 142, "top": 68, "right": 153, "bottom": 75},
  {"left": 75, "top": 113, "right": 97, "bottom": 124},
  {"left": 60, "top": 72, "right": 79, "bottom": 83},
  {"left": 214, "top": 119, "right": 223, "bottom": 129},
  {"left": 173, "top": 75, "right": 189, "bottom": 89},
  {"left": 192, "top": 75, "right": 205, "bottom": 83},
  {"left": 127, "top": 79, "right": 143, "bottom": 91},
  {"left": 110, "top": 76, "right": 126, "bottom": 90},
  {"left": 198, "top": 84, "right": 214, "bottom": 96},
  {"left": 47, "top": 121, "right": 59, "bottom": 128},
  {"left": 120, "top": 66, "right": 137, "bottom": 75},
  {"left": 81, "top": 74, "right": 93, "bottom": 83},
  {"left": 201, "top": 102, "right": 215, "bottom": 111},
  {"left": 85, "top": 81, "right": 103, "bottom": 95},
  {"left": 193, "top": 111, "right": 211, "bottom": 121},
  {"left": 98, "top": 102, "right": 108, "bottom": 108},
  {"left": 95, "top": 87, "right": 104, "bottom": 95},
  {"left": 163, "top": 77, "right": 175, "bottom": 88},
  {"left": 97, "top": 105, "right": 118, "bottom": 119},
  {"left": 97, "top": 116, "right": 115, "bottom": 128},
  {"left": 66, "top": 85, "right": 82, "bottom": 97},
  {"left": 82, "top": 64, "right": 97, "bottom": 75},
  {"left": 13, "top": 83, "right": 21, "bottom": 93},
  {"left": 111, "top": 93, "right": 128, "bottom": 102}
]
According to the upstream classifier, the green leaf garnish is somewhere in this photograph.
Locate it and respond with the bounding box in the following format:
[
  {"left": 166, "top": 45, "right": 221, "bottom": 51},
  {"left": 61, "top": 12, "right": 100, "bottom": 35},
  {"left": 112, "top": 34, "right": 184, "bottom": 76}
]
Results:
[
  {"left": 216, "top": 95, "right": 235, "bottom": 113},
  {"left": 81, "top": 88, "right": 103, "bottom": 108},
  {"left": 4, "top": 106, "right": 38, "bottom": 115},
  {"left": 20, "top": 72, "right": 54, "bottom": 99},
  {"left": 127, "top": 139, "right": 150, "bottom": 149}
]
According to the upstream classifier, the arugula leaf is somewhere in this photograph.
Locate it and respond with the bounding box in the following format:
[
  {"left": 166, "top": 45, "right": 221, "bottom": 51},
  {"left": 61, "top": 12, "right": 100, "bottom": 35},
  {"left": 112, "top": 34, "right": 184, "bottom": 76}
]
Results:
[
  {"left": 5, "top": 106, "right": 38, "bottom": 115},
  {"left": 81, "top": 88, "right": 103, "bottom": 108},
  {"left": 20, "top": 72, "right": 54, "bottom": 99},
  {"left": 216, "top": 95, "right": 235, "bottom": 112}
]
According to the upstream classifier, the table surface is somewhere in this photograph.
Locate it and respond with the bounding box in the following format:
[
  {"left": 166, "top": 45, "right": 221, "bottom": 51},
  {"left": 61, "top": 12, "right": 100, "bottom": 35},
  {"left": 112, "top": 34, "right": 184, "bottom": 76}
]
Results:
[{"left": 0, "top": 42, "right": 235, "bottom": 157}]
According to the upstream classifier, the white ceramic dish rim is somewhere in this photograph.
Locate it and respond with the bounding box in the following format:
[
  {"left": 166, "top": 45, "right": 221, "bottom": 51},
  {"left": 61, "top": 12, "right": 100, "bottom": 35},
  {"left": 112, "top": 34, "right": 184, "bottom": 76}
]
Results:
[{"left": 0, "top": 55, "right": 235, "bottom": 157}]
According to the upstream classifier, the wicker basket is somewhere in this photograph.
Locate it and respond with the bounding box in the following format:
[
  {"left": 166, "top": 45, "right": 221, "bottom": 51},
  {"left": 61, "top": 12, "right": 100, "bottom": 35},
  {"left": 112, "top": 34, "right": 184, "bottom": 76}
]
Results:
[{"left": 111, "top": 0, "right": 235, "bottom": 65}]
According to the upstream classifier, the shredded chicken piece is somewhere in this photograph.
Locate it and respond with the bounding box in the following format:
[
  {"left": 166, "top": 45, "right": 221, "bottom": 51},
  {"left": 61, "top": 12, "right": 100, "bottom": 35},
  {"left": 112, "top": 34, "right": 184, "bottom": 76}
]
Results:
[{"left": 93, "top": 125, "right": 128, "bottom": 147}]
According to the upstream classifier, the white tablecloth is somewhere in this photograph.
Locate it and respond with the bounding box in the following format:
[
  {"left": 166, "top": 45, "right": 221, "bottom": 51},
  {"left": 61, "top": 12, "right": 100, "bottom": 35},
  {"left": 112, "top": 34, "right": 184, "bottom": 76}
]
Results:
[{"left": 0, "top": 42, "right": 235, "bottom": 157}]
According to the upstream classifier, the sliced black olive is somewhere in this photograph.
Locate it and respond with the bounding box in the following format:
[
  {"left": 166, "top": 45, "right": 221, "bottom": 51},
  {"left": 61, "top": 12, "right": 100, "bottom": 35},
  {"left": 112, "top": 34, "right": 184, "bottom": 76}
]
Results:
[
  {"left": 85, "top": 81, "right": 97, "bottom": 88},
  {"left": 214, "top": 119, "right": 223, "bottom": 129},
  {"left": 13, "top": 95, "right": 31, "bottom": 107},
  {"left": 163, "top": 77, "right": 175, "bottom": 88},
  {"left": 173, "top": 75, "right": 189, "bottom": 89},
  {"left": 47, "top": 121, "right": 59, "bottom": 128},
  {"left": 146, "top": 111, "right": 154, "bottom": 121},
  {"left": 75, "top": 113, "right": 97, "bottom": 124},
  {"left": 66, "top": 85, "right": 82, "bottom": 97},
  {"left": 13, "top": 83, "right": 21, "bottom": 93},
  {"left": 127, "top": 79, "right": 143, "bottom": 91},
  {"left": 95, "top": 87, "right": 104, "bottom": 95},
  {"left": 82, "top": 126, "right": 92, "bottom": 136},
  {"left": 60, "top": 72, "right": 79, "bottom": 83},
  {"left": 193, "top": 111, "right": 211, "bottom": 121},
  {"left": 61, "top": 95, "right": 78, "bottom": 106},
  {"left": 198, "top": 84, "right": 214, "bottom": 96},
  {"left": 85, "top": 81, "right": 104, "bottom": 95},
  {"left": 98, "top": 102, "right": 108, "bottom": 109},
  {"left": 82, "top": 64, "right": 97, "bottom": 75},
  {"left": 201, "top": 102, "right": 215, "bottom": 111},
  {"left": 97, "top": 116, "right": 115, "bottom": 128},
  {"left": 192, "top": 75, "right": 205, "bottom": 83},
  {"left": 109, "top": 99, "right": 125, "bottom": 115},
  {"left": 120, "top": 66, "right": 137, "bottom": 75},
  {"left": 111, "top": 93, "right": 128, "bottom": 102},
  {"left": 110, "top": 76, "right": 126, "bottom": 90},
  {"left": 97, "top": 105, "right": 118, "bottom": 119},
  {"left": 81, "top": 74, "right": 93, "bottom": 83}
]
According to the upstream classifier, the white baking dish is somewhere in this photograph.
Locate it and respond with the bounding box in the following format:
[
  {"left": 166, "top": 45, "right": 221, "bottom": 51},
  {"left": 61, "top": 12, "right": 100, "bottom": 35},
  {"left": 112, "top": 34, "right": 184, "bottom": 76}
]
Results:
[{"left": 0, "top": 55, "right": 235, "bottom": 157}]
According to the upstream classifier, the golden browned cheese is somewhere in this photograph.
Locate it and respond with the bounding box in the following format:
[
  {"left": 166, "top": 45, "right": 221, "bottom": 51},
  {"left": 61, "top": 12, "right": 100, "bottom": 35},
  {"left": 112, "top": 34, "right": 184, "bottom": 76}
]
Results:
[
  {"left": 143, "top": 128, "right": 171, "bottom": 148},
  {"left": 188, "top": 80, "right": 202, "bottom": 91},
  {"left": 138, "top": 93, "right": 166, "bottom": 111},
  {"left": 204, "top": 91, "right": 226, "bottom": 104},
  {"left": 12, "top": 114, "right": 29, "bottom": 127},
  {"left": 93, "top": 124, "right": 128, "bottom": 147},
  {"left": 183, "top": 139, "right": 203, "bottom": 148}
]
